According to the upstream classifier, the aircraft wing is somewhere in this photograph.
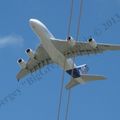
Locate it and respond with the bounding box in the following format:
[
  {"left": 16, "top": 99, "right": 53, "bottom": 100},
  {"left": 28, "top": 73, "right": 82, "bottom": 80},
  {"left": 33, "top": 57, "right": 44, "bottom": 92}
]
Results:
[
  {"left": 51, "top": 38, "right": 120, "bottom": 57},
  {"left": 16, "top": 45, "right": 53, "bottom": 80}
]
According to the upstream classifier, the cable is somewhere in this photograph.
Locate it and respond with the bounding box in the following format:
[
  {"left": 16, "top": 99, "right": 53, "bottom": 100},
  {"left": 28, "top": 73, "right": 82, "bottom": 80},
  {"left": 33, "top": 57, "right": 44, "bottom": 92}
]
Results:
[
  {"left": 65, "top": 0, "right": 84, "bottom": 120},
  {"left": 57, "top": 59, "right": 66, "bottom": 120},
  {"left": 76, "top": 0, "right": 84, "bottom": 41},
  {"left": 57, "top": 0, "right": 74, "bottom": 120},
  {"left": 65, "top": 89, "right": 71, "bottom": 120},
  {"left": 67, "top": 0, "right": 74, "bottom": 38}
]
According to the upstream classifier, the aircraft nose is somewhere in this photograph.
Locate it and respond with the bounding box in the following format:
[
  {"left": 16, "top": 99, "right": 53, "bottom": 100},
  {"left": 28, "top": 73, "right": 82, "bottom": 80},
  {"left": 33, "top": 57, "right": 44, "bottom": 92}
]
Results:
[
  {"left": 29, "top": 18, "right": 41, "bottom": 29},
  {"left": 29, "top": 19, "right": 36, "bottom": 26}
]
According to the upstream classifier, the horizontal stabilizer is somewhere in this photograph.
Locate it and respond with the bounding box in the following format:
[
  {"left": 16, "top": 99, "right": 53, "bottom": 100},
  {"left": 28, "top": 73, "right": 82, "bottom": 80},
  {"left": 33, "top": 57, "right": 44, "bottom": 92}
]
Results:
[
  {"left": 66, "top": 74, "right": 106, "bottom": 89},
  {"left": 81, "top": 74, "right": 106, "bottom": 81}
]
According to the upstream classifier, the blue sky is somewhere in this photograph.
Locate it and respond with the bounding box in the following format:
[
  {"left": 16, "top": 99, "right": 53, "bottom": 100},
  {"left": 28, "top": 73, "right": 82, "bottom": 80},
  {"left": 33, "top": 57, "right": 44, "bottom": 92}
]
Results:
[{"left": 0, "top": 0, "right": 120, "bottom": 120}]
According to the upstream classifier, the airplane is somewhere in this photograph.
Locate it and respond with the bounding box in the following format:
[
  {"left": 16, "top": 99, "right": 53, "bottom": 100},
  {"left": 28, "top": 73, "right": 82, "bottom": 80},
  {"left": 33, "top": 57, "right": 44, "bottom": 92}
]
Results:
[{"left": 16, "top": 19, "right": 120, "bottom": 89}]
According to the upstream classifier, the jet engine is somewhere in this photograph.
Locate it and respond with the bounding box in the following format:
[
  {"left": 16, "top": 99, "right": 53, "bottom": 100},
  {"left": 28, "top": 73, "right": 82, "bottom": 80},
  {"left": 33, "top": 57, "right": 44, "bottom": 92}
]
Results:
[
  {"left": 88, "top": 38, "right": 97, "bottom": 48},
  {"left": 17, "top": 58, "right": 26, "bottom": 69},
  {"left": 67, "top": 36, "right": 76, "bottom": 46},
  {"left": 25, "top": 48, "right": 34, "bottom": 59}
]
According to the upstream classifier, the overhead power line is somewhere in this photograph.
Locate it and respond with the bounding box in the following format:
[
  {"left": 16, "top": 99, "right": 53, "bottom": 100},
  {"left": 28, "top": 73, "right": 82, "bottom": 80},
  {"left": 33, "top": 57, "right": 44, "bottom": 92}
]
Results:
[
  {"left": 65, "top": 0, "right": 84, "bottom": 120},
  {"left": 57, "top": 0, "right": 74, "bottom": 120},
  {"left": 67, "top": 0, "right": 74, "bottom": 38},
  {"left": 76, "top": 0, "right": 84, "bottom": 41},
  {"left": 57, "top": 59, "right": 66, "bottom": 120},
  {"left": 57, "top": 0, "right": 84, "bottom": 120}
]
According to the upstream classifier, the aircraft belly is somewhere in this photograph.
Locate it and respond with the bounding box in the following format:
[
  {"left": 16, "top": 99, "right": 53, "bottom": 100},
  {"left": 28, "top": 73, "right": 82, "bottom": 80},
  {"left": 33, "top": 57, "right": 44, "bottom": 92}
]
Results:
[{"left": 40, "top": 37, "right": 74, "bottom": 71}]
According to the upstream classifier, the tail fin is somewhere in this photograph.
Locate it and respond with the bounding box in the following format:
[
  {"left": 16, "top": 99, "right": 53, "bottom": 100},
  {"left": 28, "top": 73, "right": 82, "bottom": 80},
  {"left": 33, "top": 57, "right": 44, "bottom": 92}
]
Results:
[{"left": 66, "top": 74, "right": 106, "bottom": 89}]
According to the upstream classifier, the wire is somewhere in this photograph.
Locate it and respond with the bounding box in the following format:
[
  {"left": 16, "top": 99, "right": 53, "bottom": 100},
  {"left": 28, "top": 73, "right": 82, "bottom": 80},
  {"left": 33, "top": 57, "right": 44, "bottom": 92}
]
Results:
[
  {"left": 57, "top": 59, "right": 66, "bottom": 120},
  {"left": 65, "top": 89, "right": 71, "bottom": 120},
  {"left": 57, "top": 0, "right": 74, "bottom": 120},
  {"left": 67, "top": 0, "right": 74, "bottom": 38},
  {"left": 76, "top": 0, "right": 84, "bottom": 41},
  {"left": 65, "top": 0, "right": 84, "bottom": 120}
]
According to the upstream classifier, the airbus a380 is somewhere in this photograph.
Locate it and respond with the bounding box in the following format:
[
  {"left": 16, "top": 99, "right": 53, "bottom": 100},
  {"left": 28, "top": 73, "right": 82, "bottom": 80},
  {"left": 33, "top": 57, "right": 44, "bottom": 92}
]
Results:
[{"left": 16, "top": 19, "right": 120, "bottom": 89}]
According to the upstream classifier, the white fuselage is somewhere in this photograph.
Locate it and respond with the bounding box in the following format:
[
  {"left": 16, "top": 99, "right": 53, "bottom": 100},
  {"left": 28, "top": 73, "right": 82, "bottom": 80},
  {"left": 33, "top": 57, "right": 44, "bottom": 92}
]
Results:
[
  {"left": 16, "top": 19, "right": 106, "bottom": 85},
  {"left": 29, "top": 19, "right": 76, "bottom": 71}
]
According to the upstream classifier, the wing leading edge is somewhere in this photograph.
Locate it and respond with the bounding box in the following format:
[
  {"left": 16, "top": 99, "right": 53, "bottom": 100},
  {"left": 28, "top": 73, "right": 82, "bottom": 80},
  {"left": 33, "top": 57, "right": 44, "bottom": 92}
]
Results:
[{"left": 51, "top": 38, "right": 120, "bottom": 58}]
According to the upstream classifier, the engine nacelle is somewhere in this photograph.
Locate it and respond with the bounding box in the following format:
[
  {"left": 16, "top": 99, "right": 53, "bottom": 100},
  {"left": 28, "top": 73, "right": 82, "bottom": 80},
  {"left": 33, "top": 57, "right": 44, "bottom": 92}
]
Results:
[
  {"left": 88, "top": 38, "right": 97, "bottom": 48},
  {"left": 77, "top": 64, "right": 89, "bottom": 74},
  {"left": 25, "top": 48, "right": 34, "bottom": 59},
  {"left": 17, "top": 58, "right": 26, "bottom": 69},
  {"left": 67, "top": 36, "right": 76, "bottom": 46}
]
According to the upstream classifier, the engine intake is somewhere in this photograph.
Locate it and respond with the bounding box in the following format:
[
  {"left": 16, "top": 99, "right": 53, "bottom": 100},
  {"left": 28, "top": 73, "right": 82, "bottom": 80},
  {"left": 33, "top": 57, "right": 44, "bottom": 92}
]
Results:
[
  {"left": 25, "top": 48, "right": 34, "bottom": 59},
  {"left": 88, "top": 38, "right": 93, "bottom": 42},
  {"left": 88, "top": 38, "right": 97, "bottom": 48},
  {"left": 67, "top": 36, "right": 76, "bottom": 46},
  {"left": 18, "top": 59, "right": 22, "bottom": 63},
  {"left": 17, "top": 58, "right": 26, "bottom": 69},
  {"left": 26, "top": 49, "right": 30, "bottom": 53}
]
